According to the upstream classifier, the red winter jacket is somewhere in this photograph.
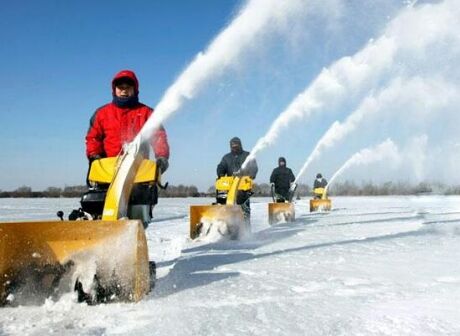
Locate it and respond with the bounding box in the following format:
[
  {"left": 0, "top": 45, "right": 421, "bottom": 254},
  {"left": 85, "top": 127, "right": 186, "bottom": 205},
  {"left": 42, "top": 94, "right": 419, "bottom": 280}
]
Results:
[{"left": 85, "top": 70, "right": 170, "bottom": 159}]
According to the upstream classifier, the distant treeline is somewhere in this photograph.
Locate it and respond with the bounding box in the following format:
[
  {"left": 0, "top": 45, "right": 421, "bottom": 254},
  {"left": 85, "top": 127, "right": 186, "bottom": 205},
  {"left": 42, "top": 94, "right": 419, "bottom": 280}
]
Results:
[
  {"left": 0, "top": 185, "right": 206, "bottom": 198},
  {"left": 158, "top": 185, "right": 201, "bottom": 197},
  {"left": 326, "top": 181, "right": 458, "bottom": 196},
  {"left": 0, "top": 186, "right": 88, "bottom": 198},
  {"left": 2, "top": 181, "right": 460, "bottom": 198}
]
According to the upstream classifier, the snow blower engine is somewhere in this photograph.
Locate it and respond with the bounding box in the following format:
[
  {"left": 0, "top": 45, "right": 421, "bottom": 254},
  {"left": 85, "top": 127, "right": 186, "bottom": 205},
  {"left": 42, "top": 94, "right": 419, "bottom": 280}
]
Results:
[{"left": 69, "top": 157, "right": 166, "bottom": 228}]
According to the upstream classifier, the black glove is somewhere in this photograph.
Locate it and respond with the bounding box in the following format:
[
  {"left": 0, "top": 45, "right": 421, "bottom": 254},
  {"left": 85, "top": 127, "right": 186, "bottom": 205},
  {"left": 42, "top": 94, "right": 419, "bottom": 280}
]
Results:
[{"left": 156, "top": 157, "right": 169, "bottom": 173}]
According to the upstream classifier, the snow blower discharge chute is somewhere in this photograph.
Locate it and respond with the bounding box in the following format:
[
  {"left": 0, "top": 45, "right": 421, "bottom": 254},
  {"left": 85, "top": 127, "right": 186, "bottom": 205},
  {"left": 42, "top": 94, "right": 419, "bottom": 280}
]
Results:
[
  {"left": 190, "top": 176, "right": 252, "bottom": 239},
  {"left": 268, "top": 183, "right": 296, "bottom": 225},
  {"left": 310, "top": 187, "right": 332, "bottom": 212},
  {"left": 0, "top": 142, "right": 159, "bottom": 306}
]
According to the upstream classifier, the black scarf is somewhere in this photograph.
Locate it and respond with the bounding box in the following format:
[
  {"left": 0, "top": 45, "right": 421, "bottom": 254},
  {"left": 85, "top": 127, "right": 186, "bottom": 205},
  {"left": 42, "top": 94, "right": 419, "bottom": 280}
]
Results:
[{"left": 112, "top": 95, "right": 139, "bottom": 108}]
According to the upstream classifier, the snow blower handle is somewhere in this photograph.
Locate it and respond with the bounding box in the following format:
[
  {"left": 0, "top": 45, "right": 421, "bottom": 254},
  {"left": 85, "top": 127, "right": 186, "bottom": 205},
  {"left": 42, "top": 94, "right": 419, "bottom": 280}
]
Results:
[
  {"left": 154, "top": 159, "right": 168, "bottom": 190},
  {"left": 270, "top": 183, "right": 276, "bottom": 203},
  {"left": 158, "top": 181, "right": 169, "bottom": 190},
  {"left": 288, "top": 183, "right": 297, "bottom": 203}
]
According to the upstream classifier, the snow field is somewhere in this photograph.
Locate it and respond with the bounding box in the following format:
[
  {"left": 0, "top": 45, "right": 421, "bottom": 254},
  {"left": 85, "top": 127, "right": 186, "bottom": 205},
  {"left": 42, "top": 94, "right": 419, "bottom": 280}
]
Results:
[{"left": 0, "top": 196, "right": 459, "bottom": 335}]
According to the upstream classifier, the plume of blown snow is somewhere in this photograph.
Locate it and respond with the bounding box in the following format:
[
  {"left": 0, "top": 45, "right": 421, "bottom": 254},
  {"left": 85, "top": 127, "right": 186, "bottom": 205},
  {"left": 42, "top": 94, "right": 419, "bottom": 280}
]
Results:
[
  {"left": 135, "top": 0, "right": 310, "bottom": 145},
  {"left": 243, "top": 0, "right": 460, "bottom": 167},
  {"left": 404, "top": 135, "right": 428, "bottom": 182},
  {"left": 294, "top": 76, "right": 460, "bottom": 183},
  {"left": 326, "top": 139, "right": 400, "bottom": 190}
]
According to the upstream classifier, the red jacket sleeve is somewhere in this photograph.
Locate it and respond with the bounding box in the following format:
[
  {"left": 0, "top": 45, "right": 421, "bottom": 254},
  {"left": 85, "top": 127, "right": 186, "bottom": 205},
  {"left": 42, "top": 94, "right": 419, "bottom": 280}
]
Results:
[
  {"left": 152, "top": 126, "right": 170, "bottom": 159},
  {"left": 85, "top": 109, "right": 105, "bottom": 158},
  {"left": 145, "top": 108, "right": 170, "bottom": 159}
]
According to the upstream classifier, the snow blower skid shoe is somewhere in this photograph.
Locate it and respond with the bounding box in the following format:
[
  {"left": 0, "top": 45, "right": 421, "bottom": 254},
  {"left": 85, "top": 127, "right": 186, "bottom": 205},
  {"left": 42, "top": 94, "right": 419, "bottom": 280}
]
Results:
[
  {"left": 189, "top": 176, "right": 253, "bottom": 240},
  {"left": 268, "top": 202, "right": 295, "bottom": 225},
  {"left": 0, "top": 149, "right": 159, "bottom": 306},
  {"left": 310, "top": 187, "right": 332, "bottom": 212}
]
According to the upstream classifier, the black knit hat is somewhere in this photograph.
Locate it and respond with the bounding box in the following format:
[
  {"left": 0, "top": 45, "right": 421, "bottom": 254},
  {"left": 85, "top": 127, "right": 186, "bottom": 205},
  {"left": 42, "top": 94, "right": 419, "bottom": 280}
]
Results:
[
  {"left": 316, "top": 173, "right": 322, "bottom": 178},
  {"left": 278, "top": 157, "right": 286, "bottom": 164}
]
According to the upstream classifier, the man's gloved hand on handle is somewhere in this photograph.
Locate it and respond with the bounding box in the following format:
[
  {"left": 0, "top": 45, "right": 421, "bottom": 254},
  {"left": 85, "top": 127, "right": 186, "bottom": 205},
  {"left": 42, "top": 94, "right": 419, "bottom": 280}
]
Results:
[{"left": 156, "top": 157, "right": 169, "bottom": 173}]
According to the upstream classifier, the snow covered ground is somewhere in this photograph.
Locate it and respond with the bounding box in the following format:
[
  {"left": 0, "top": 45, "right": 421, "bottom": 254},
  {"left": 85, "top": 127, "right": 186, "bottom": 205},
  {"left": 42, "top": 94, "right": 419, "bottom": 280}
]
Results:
[{"left": 1, "top": 196, "right": 460, "bottom": 335}]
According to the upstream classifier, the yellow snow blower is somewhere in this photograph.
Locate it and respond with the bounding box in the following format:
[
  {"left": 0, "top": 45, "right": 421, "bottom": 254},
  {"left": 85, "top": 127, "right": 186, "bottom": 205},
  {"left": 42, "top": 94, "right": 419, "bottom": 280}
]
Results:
[
  {"left": 189, "top": 175, "right": 253, "bottom": 239},
  {"left": 310, "top": 187, "right": 332, "bottom": 212},
  {"left": 0, "top": 141, "right": 157, "bottom": 306},
  {"left": 268, "top": 183, "right": 295, "bottom": 225}
]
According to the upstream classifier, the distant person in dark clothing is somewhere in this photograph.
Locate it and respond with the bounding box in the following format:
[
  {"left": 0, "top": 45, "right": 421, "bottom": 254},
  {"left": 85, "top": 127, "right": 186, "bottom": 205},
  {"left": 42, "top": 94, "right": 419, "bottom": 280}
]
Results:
[
  {"left": 270, "top": 157, "right": 295, "bottom": 202},
  {"left": 216, "top": 137, "right": 258, "bottom": 220},
  {"left": 313, "top": 173, "right": 328, "bottom": 199}
]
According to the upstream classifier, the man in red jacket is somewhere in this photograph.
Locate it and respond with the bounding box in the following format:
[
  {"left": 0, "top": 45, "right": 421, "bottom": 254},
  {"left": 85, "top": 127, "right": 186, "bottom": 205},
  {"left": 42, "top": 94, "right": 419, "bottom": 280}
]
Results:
[
  {"left": 85, "top": 69, "right": 170, "bottom": 171},
  {"left": 84, "top": 70, "right": 170, "bottom": 226}
]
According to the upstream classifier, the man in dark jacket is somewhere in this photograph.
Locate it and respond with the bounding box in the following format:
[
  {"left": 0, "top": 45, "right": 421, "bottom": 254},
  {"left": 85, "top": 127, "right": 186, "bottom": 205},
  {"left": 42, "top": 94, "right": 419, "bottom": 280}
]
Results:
[
  {"left": 216, "top": 137, "right": 258, "bottom": 220},
  {"left": 270, "top": 157, "right": 295, "bottom": 202},
  {"left": 313, "top": 173, "right": 328, "bottom": 199}
]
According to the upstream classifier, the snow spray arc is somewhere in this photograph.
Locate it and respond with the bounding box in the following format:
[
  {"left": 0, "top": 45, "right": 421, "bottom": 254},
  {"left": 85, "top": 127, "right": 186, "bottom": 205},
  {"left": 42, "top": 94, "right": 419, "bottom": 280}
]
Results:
[
  {"left": 134, "top": 0, "right": 308, "bottom": 146},
  {"left": 293, "top": 76, "right": 458, "bottom": 185},
  {"left": 242, "top": 0, "right": 459, "bottom": 170},
  {"left": 324, "top": 139, "right": 400, "bottom": 194}
]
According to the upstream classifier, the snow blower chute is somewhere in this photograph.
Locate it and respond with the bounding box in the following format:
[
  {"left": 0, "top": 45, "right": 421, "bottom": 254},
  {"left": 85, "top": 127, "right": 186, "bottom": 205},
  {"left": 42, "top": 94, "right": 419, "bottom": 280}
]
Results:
[
  {"left": 268, "top": 183, "right": 295, "bottom": 225},
  {"left": 0, "top": 139, "right": 157, "bottom": 306},
  {"left": 190, "top": 176, "right": 253, "bottom": 239},
  {"left": 310, "top": 187, "right": 331, "bottom": 212}
]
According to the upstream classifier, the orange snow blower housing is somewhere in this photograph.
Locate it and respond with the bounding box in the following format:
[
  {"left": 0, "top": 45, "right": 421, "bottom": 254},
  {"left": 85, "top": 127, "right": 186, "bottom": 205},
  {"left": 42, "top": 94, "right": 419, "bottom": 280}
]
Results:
[{"left": 268, "top": 183, "right": 296, "bottom": 225}]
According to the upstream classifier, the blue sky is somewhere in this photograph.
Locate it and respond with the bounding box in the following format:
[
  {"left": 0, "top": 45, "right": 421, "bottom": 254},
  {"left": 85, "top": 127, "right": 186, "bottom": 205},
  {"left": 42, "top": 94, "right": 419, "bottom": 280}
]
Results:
[
  {"left": 0, "top": 0, "right": 242, "bottom": 190},
  {"left": 2, "top": 0, "right": 455, "bottom": 191}
]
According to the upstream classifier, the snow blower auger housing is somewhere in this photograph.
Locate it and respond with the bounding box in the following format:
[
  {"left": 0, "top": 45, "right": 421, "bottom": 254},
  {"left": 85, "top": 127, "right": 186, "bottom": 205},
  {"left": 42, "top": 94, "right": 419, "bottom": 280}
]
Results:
[
  {"left": 310, "top": 187, "right": 332, "bottom": 212},
  {"left": 190, "top": 176, "right": 253, "bottom": 239},
  {"left": 268, "top": 203, "right": 295, "bottom": 225},
  {"left": 268, "top": 183, "right": 295, "bottom": 225},
  {"left": 0, "top": 149, "right": 156, "bottom": 306},
  {"left": 0, "top": 219, "right": 149, "bottom": 306}
]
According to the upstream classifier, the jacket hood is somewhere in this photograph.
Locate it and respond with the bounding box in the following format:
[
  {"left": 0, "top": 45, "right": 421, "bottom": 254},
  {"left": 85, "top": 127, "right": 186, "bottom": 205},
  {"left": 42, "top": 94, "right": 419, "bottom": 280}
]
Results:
[
  {"left": 230, "top": 137, "right": 242, "bottom": 146},
  {"left": 112, "top": 70, "right": 139, "bottom": 95}
]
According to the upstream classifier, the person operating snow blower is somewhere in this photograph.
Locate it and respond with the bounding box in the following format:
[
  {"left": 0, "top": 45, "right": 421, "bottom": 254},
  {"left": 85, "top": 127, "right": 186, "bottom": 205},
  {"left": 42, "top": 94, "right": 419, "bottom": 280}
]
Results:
[
  {"left": 216, "top": 137, "right": 258, "bottom": 221},
  {"left": 268, "top": 157, "right": 296, "bottom": 224},
  {"left": 83, "top": 69, "right": 170, "bottom": 226},
  {"left": 189, "top": 137, "right": 257, "bottom": 240},
  {"left": 1, "top": 70, "right": 168, "bottom": 306},
  {"left": 313, "top": 173, "right": 328, "bottom": 199},
  {"left": 270, "top": 157, "right": 295, "bottom": 202}
]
